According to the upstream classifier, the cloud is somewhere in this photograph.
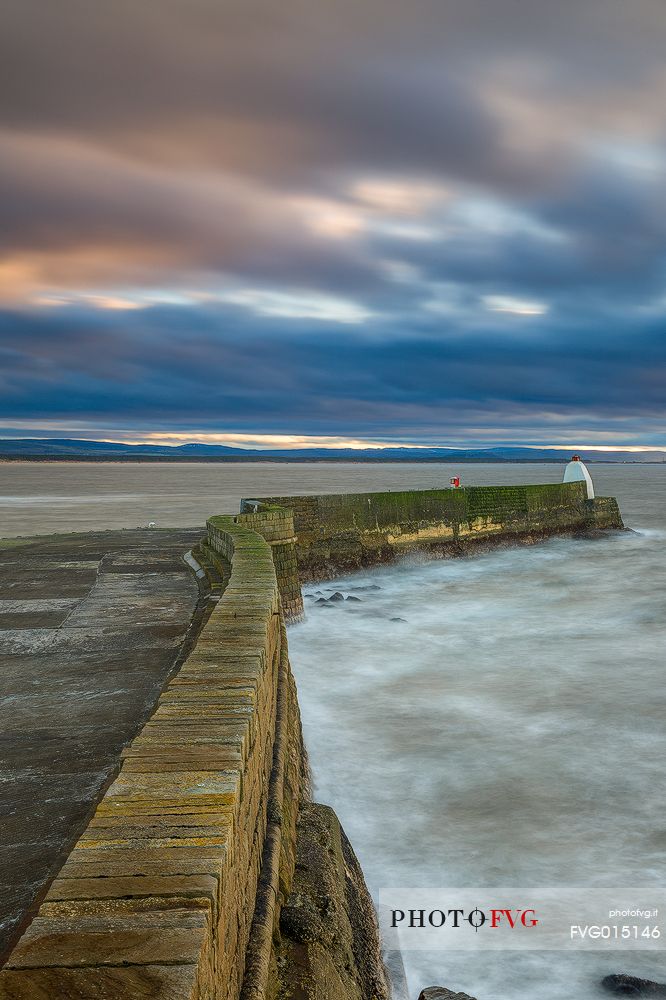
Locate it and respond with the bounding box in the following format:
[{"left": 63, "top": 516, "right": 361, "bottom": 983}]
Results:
[
  {"left": 1, "top": 0, "right": 665, "bottom": 443},
  {"left": 482, "top": 295, "right": 548, "bottom": 316},
  {"left": 1, "top": 302, "right": 664, "bottom": 446}
]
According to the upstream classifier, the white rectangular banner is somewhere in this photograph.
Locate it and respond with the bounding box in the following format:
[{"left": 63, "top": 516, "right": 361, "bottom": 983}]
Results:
[{"left": 378, "top": 888, "right": 665, "bottom": 951}]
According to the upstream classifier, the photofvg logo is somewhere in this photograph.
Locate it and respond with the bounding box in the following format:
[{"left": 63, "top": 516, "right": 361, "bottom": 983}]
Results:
[
  {"left": 390, "top": 906, "right": 539, "bottom": 932},
  {"left": 378, "top": 889, "right": 665, "bottom": 951}
]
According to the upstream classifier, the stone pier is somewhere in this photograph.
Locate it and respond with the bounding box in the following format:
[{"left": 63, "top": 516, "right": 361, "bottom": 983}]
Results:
[{"left": 0, "top": 481, "right": 625, "bottom": 999}]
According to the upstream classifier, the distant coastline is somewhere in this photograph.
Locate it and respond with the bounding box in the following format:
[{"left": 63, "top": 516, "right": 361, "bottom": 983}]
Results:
[
  {"left": 1, "top": 438, "right": 664, "bottom": 463},
  {"left": 0, "top": 455, "right": 661, "bottom": 465}
]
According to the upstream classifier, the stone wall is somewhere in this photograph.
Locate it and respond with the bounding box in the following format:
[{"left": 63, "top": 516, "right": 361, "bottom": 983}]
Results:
[
  {"left": 237, "top": 504, "right": 304, "bottom": 623},
  {"left": 0, "top": 517, "right": 305, "bottom": 1000},
  {"left": 250, "top": 482, "right": 624, "bottom": 580}
]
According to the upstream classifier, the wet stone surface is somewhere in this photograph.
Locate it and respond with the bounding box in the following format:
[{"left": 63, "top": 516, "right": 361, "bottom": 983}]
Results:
[{"left": 0, "top": 528, "right": 205, "bottom": 961}]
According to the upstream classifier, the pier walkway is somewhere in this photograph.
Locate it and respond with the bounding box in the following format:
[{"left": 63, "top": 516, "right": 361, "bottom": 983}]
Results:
[{"left": 0, "top": 528, "right": 205, "bottom": 961}]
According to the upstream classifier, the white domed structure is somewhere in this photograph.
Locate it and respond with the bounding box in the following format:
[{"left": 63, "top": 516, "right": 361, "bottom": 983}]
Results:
[{"left": 563, "top": 454, "right": 594, "bottom": 499}]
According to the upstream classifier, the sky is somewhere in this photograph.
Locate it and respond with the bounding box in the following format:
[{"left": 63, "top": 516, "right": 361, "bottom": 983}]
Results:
[{"left": 1, "top": 0, "right": 665, "bottom": 450}]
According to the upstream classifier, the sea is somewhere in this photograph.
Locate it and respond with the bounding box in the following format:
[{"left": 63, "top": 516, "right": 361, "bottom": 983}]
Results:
[{"left": 2, "top": 460, "right": 664, "bottom": 999}]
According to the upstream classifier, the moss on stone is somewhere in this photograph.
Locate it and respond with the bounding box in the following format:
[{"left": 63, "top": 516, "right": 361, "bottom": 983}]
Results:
[{"left": 249, "top": 481, "right": 621, "bottom": 581}]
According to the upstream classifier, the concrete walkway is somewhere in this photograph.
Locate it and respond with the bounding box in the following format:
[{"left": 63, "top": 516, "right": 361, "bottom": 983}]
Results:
[{"left": 0, "top": 528, "right": 205, "bottom": 962}]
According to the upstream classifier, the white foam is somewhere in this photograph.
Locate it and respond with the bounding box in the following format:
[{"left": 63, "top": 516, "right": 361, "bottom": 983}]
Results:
[{"left": 290, "top": 529, "right": 666, "bottom": 1000}]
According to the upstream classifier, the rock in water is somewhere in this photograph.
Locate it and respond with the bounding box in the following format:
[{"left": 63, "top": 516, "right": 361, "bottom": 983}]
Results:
[
  {"left": 602, "top": 975, "right": 666, "bottom": 996},
  {"left": 418, "top": 989, "right": 478, "bottom": 1000},
  {"left": 328, "top": 591, "right": 345, "bottom": 601},
  {"left": 346, "top": 595, "right": 362, "bottom": 602}
]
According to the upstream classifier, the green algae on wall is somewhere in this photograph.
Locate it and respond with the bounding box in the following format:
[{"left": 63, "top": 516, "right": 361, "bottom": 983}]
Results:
[{"left": 249, "top": 482, "right": 624, "bottom": 581}]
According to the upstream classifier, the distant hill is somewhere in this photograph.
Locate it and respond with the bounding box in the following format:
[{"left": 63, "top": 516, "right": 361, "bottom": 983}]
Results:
[
  {"left": 0, "top": 438, "right": 664, "bottom": 462},
  {"left": 0, "top": 438, "right": 248, "bottom": 458}
]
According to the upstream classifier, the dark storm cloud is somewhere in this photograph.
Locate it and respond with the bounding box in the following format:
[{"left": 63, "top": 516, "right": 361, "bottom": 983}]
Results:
[
  {"left": 1, "top": 304, "right": 665, "bottom": 445},
  {"left": 1, "top": 0, "right": 665, "bottom": 443}
]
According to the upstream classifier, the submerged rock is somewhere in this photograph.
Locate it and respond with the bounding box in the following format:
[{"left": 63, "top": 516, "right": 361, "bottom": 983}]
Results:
[
  {"left": 602, "top": 975, "right": 666, "bottom": 996},
  {"left": 346, "top": 595, "right": 362, "bottom": 602},
  {"left": 418, "top": 989, "right": 478, "bottom": 1000},
  {"left": 390, "top": 616, "right": 407, "bottom": 622}
]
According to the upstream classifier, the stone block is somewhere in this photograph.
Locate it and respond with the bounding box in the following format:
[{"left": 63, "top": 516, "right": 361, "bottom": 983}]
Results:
[{"left": 0, "top": 964, "right": 200, "bottom": 1000}]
